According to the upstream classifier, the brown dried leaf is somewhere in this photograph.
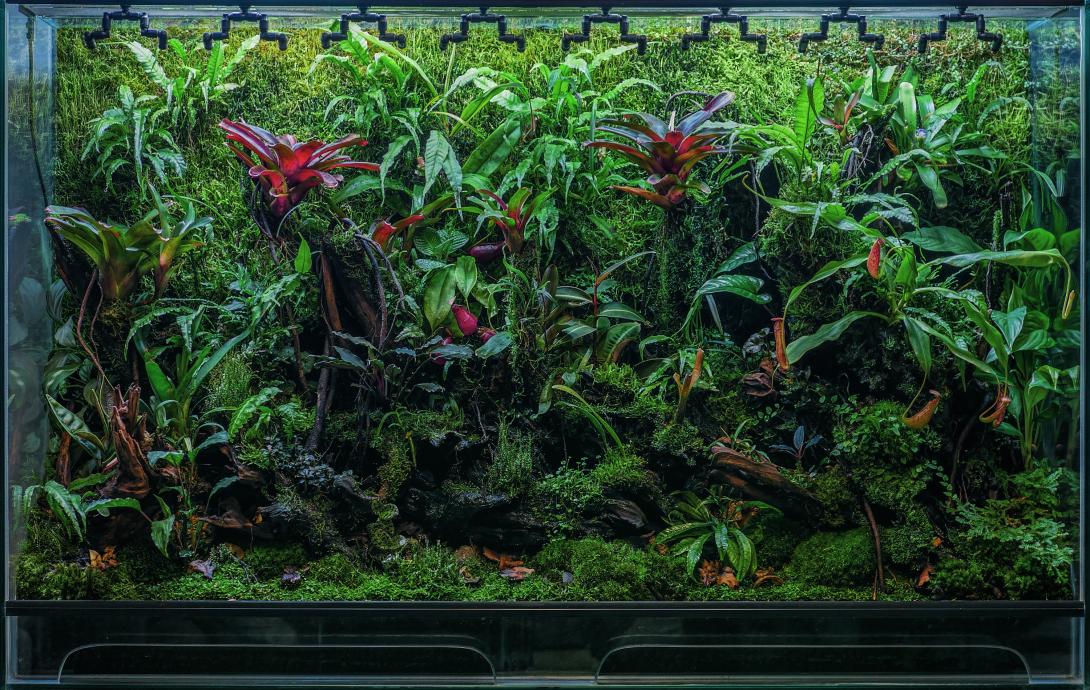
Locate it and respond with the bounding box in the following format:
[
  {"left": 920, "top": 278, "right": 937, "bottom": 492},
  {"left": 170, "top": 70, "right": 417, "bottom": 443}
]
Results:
[
  {"left": 753, "top": 567, "right": 783, "bottom": 587},
  {"left": 698, "top": 559, "right": 721, "bottom": 586},
  {"left": 89, "top": 546, "right": 119, "bottom": 571},
  {"left": 916, "top": 564, "right": 934, "bottom": 588},
  {"left": 458, "top": 566, "right": 481, "bottom": 586},
  {"left": 483, "top": 547, "right": 523, "bottom": 570},
  {"left": 187, "top": 558, "right": 216, "bottom": 579},
  {"left": 454, "top": 545, "right": 480, "bottom": 563},
  {"left": 716, "top": 567, "right": 739, "bottom": 589}
]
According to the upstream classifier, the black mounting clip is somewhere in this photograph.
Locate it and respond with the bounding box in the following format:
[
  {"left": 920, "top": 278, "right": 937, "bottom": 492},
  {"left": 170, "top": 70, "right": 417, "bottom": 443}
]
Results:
[
  {"left": 440, "top": 7, "right": 525, "bottom": 52},
  {"left": 798, "top": 6, "right": 884, "bottom": 52},
  {"left": 680, "top": 7, "right": 766, "bottom": 54},
  {"left": 918, "top": 5, "right": 1002, "bottom": 53},
  {"left": 203, "top": 5, "right": 288, "bottom": 51},
  {"left": 322, "top": 5, "right": 405, "bottom": 49},
  {"left": 562, "top": 7, "right": 647, "bottom": 55},
  {"left": 84, "top": 5, "right": 168, "bottom": 50}
]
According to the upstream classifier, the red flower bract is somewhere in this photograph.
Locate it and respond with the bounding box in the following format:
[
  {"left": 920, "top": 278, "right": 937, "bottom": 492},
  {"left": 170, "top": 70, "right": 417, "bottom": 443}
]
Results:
[
  {"left": 469, "top": 241, "right": 505, "bottom": 264},
  {"left": 451, "top": 305, "right": 479, "bottom": 337},
  {"left": 220, "top": 119, "right": 378, "bottom": 219},
  {"left": 584, "top": 92, "right": 735, "bottom": 210},
  {"left": 867, "top": 238, "right": 884, "bottom": 279}
]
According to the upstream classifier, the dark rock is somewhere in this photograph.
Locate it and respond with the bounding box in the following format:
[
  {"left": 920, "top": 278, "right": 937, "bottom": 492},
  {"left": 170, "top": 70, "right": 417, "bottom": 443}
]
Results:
[{"left": 601, "top": 498, "right": 649, "bottom": 535}]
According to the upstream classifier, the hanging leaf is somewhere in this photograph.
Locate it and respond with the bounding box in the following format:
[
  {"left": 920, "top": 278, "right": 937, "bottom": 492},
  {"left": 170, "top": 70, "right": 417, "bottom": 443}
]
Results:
[
  {"left": 423, "top": 265, "right": 457, "bottom": 331},
  {"left": 786, "top": 311, "right": 884, "bottom": 364}
]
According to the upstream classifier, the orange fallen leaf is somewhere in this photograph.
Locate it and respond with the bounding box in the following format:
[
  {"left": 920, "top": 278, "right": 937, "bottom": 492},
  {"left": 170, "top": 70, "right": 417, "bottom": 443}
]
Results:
[
  {"left": 916, "top": 564, "right": 934, "bottom": 588},
  {"left": 483, "top": 547, "right": 523, "bottom": 570},
  {"left": 698, "top": 559, "right": 721, "bottom": 586},
  {"left": 89, "top": 546, "right": 119, "bottom": 571},
  {"left": 717, "top": 567, "right": 739, "bottom": 589}
]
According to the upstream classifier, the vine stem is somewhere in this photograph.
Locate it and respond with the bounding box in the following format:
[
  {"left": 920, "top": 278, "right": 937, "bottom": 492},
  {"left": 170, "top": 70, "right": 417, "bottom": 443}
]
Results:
[
  {"left": 76, "top": 270, "right": 109, "bottom": 386},
  {"left": 862, "top": 498, "right": 885, "bottom": 598}
]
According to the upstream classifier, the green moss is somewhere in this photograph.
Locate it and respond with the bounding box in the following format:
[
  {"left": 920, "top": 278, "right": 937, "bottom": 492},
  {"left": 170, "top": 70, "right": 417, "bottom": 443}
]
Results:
[
  {"left": 204, "top": 351, "right": 254, "bottom": 412},
  {"left": 882, "top": 507, "right": 934, "bottom": 570},
  {"left": 534, "top": 538, "right": 685, "bottom": 600},
  {"left": 482, "top": 418, "right": 536, "bottom": 497},
  {"left": 786, "top": 528, "right": 877, "bottom": 587},
  {"left": 832, "top": 400, "right": 940, "bottom": 468},
  {"left": 242, "top": 542, "right": 310, "bottom": 580},
  {"left": 807, "top": 469, "right": 856, "bottom": 530},
  {"left": 684, "top": 580, "right": 923, "bottom": 602},
  {"left": 591, "top": 363, "right": 671, "bottom": 421},
  {"left": 746, "top": 511, "right": 811, "bottom": 569},
  {"left": 589, "top": 446, "right": 659, "bottom": 497},
  {"left": 651, "top": 422, "right": 706, "bottom": 463},
  {"left": 530, "top": 465, "right": 605, "bottom": 537}
]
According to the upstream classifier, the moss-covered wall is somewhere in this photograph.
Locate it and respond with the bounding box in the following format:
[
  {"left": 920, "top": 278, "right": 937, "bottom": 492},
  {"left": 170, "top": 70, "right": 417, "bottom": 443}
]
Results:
[{"left": 15, "top": 15, "right": 1077, "bottom": 602}]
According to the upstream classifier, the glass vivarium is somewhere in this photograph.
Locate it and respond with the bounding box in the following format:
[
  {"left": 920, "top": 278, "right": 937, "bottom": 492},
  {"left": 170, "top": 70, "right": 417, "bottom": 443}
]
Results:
[{"left": 3, "top": 3, "right": 1083, "bottom": 613}]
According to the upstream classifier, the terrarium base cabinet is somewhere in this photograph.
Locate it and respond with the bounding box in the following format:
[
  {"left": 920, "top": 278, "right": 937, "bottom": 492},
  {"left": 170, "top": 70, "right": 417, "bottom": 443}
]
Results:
[{"left": 3, "top": 1, "right": 1087, "bottom": 687}]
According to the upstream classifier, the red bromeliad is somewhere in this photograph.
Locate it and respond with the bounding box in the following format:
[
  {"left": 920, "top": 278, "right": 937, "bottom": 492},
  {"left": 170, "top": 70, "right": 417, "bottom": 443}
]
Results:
[
  {"left": 471, "top": 187, "right": 552, "bottom": 256},
  {"left": 219, "top": 119, "right": 378, "bottom": 219},
  {"left": 371, "top": 214, "right": 425, "bottom": 252},
  {"left": 584, "top": 92, "right": 735, "bottom": 210}
]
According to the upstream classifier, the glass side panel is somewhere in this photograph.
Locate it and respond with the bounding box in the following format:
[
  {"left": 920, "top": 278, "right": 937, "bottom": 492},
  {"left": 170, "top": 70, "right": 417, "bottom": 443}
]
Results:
[{"left": 2, "top": 3, "right": 1084, "bottom": 616}]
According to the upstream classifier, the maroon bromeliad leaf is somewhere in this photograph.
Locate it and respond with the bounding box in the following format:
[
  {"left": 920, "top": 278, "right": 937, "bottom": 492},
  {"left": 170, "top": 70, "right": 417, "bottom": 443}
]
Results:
[
  {"left": 220, "top": 119, "right": 378, "bottom": 219},
  {"left": 370, "top": 214, "right": 426, "bottom": 252},
  {"left": 584, "top": 92, "right": 735, "bottom": 210}
]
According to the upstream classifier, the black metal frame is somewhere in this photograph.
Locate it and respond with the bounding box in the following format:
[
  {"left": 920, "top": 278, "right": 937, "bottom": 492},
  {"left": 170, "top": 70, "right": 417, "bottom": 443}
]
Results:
[
  {"left": 798, "top": 5, "right": 883, "bottom": 52},
  {"left": 321, "top": 5, "right": 406, "bottom": 48},
  {"left": 680, "top": 8, "right": 767, "bottom": 53},
  {"left": 82, "top": 4, "right": 166, "bottom": 49},
  {"left": 561, "top": 6, "right": 647, "bottom": 54},
  {"left": 202, "top": 4, "right": 288, "bottom": 50},
  {"left": 917, "top": 3, "right": 1003, "bottom": 53},
  {"left": 8, "top": 0, "right": 1085, "bottom": 7},
  {"left": 440, "top": 6, "right": 525, "bottom": 51},
  {"left": 1, "top": 1, "right": 1088, "bottom": 686}
]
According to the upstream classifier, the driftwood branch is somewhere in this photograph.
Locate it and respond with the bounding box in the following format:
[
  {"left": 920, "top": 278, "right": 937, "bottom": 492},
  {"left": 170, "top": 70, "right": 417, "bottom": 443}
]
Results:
[{"left": 708, "top": 443, "right": 821, "bottom": 519}]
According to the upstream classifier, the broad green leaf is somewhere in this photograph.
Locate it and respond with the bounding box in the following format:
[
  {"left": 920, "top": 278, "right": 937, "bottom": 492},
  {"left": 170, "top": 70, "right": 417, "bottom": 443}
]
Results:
[
  {"left": 454, "top": 255, "right": 478, "bottom": 299},
  {"left": 990, "top": 307, "right": 1027, "bottom": 352},
  {"left": 464, "top": 117, "right": 520, "bottom": 178},
  {"left": 902, "top": 226, "right": 984, "bottom": 254},
  {"left": 476, "top": 332, "right": 513, "bottom": 359},
  {"left": 786, "top": 311, "right": 883, "bottom": 364},
  {"left": 45, "top": 395, "right": 105, "bottom": 456},
  {"left": 785, "top": 255, "right": 868, "bottom": 314},
  {"left": 294, "top": 237, "right": 312, "bottom": 274},
  {"left": 85, "top": 497, "right": 141, "bottom": 517},
  {"left": 902, "top": 316, "right": 932, "bottom": 380},
  {"left": 423, "top": 265, "right": 457, "bottom": 331}
]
